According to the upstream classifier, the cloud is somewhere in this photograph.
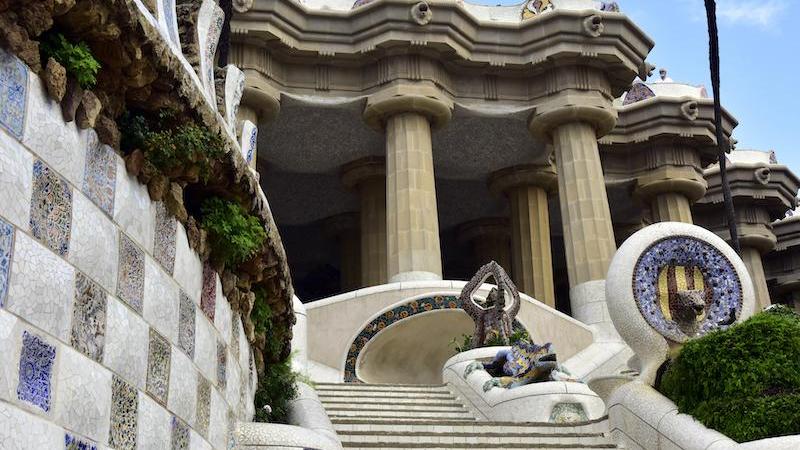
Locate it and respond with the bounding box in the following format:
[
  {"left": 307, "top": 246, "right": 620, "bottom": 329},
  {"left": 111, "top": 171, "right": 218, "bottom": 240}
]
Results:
[{"left": 716, "top": 0, "right": 787, "bottom": 27}]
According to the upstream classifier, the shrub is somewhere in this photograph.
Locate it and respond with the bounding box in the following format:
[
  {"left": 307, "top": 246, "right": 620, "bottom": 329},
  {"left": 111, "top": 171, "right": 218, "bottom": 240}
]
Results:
[
  {"left": 450, "top": 329, "right": 530, "bottom": 353},
  {"left": 40, "top": 31, "right": 101, "bottom": 89},
  {"left": 201, "top": 197, "right": 266, "bottom": 268},
  {"left": 120, "top": 110, "right": 226, "bottom": 181},
  {"left": 254, "top": 356, "right": 299, "bottom": 423},
  {"left": 658, "top": 309, "right": 800, "bottom": 442}
]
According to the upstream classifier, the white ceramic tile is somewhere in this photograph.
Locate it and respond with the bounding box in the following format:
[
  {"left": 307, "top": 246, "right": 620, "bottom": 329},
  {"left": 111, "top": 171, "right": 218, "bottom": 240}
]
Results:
[
  {"left": 6, "top": 232, "right": 75, "bottom": 342},
  {"left": 235, "top": 316, "right": 249, "bottom": 374},
  {"left": 53, "top": 346, "right": 112, "bottom": 444},
  {"left": 168, "top": 346, "right": 198, "bottom": 428},
  {"left": 194, "top": 310, "right": 217, "bottom": 384},
  {"left": 103, "top": 296, "right": 149, "bottom": 390},
  {"left": 0, "top": 401, "right": 62, "bottom": 449},
  {"left": 208, "top": 388, "right": 228, "bottom": 450},
  {"left": 190, "top": 428, "right": 213, "bottom": 450},
  {"left": 0, "top": 128, "right": 34, "bottom": 230},
  {"left": 225, "top": 358, "right": 241, "bottom": 413},
  {"left": 22, "top": 73, "right": 85, "bottom": 187},
  {"left": 174, "top": 223, "right": 202, "bottom": 303},
  {"left": 214, "top": 278, "right": 232, "bottom": 346},
  {"left": 69, "top": 192, "right": 119, "bottom": 293},
  {"left": 113, "top": 153, "right": 155, "bottom": 252},
  {"left": 0, "top": 310, "right": 22, "bottom": 404},
  {"left": 136, "top": 392, "right": 171, "bottom": 449},
  {"left": 143, "top": 255, "right": 179, "bottom": 344}
]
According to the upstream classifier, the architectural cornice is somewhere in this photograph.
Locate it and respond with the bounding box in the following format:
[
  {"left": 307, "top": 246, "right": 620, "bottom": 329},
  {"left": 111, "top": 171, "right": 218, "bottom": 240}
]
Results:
[{"left": 700, "top": 163, "right": 800, "bottom": 220}]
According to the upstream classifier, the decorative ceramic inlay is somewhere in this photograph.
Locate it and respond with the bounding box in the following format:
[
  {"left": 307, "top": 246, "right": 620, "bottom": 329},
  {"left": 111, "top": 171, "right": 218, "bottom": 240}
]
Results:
[
  {"left": 17, "top": 330, "right": 56, "bottom": 412},
  {"left": 161, "top": 0, "right": 180, "bottom": 49},
  {"left": 109, "top": 375, "right": 138, "bottom": 450},
  {"left": 30, "top": 159, "right": 72, "bottom": 256},
  {"left": 633, "top": 236, "right": 743, "bottom": 343},
  {"left": 231, "top": 317, "right": 241, "bottom": 362},
  {"left": 170, "top": 416, "right": 190, "bottom": 450},
  {"left": 197, "top": 0, "right": 224, "bottom": 102},
  {"left": 64, "top": 434, "right": 97, "bottom": 450},
  {"left": 196, "top": 376, "right": 211, "bottom": 437},
  {"left": 344, "top": 295, "right": 527, "bottom": 382},
  {"left": 178, "top": 291, "right": 196, "bottom": 358},
  {"left": 147, "top": 328, "right": 171, "bottom": 404},
  {"left": 522, "top": 0, "right": 554, "bottom": 19},
  {"left": 224, "top": 65, "right": 245, "bottom": 128},
  {"left": 0, "top": 217, "right": 13, "bottom": 307},
  {"left": 217, "top": 341, "right": 227, "bottom": 389},
  {"left": 240, "top": 120, "right": 257, "bottom": 164},
  {"left": 117, "top": 233, "right": 145, "bottom": 313},
  {"left": 0, "top": 49, "right": 27, "bottom": 139},
  {"left": 549, "top": 403, "right": 588, "bottom": 423},
  {"left": 623, "top": 82, "right": 656, "bottom": 105},
  {"left": 154, "top": 202, "right": 176, "bottom": 275},
  {"left": 70, "top": 272, "right": 107, "bottom": 362},
  {"left": 82, "top": 132, "right": 117, "bottom": 216},
  {"left": 201, "top": 263, "right": 216, "bottom": 321}
]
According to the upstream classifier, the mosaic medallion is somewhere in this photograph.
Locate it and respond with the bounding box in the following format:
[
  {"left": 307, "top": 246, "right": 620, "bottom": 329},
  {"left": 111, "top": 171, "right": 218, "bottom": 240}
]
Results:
[
  {"left": 17, "top": 330, "right": 56, "bottom": 412},
  {"left": 70, "top": 272, "right": 107, "bottom": 362},
  {"left": 154, "top": 202, "right": 176, "bottom": 275},
  {"left": 196, "top": 376, "right": 211, "bottom": 437},
  {"left": 623, "top": 83, "right": 656, "bottom": 105},
  {"left": 343, "top": 295, "right": 528, "bottom": 382},
  {"left": 116, "top": 233, "right": 145, "bottom": 313},
  {"left": 549, "top": 403, "right": 588, "bottom": 424},
  {"left": 65, "top": 433, "right": 97, "bottom": 450},
  {"left": 178, "top": 291, "right": 196, "bottom": 358},
  {"left": 30, "top": 159, "right": 73, "bottom": 256},
  {"left": 170, "top": 416, "right": 189, "bottom": 450},
  {"left": 82, "top": 133, "right": 117, "bottom": 216},
  {"left": 633, "top": 236, "right": 743, "bottom": 343},
  {"left": 0, "top": 218, "right": 13, "bottom": 308},
  {"left": 146, "top": 328, "right": 171, "bottom": 404},
  {"left": 0, "top": 49, "right": 27, "bottom": 139},
  {"left": 201, "top": 263, "right": 216, "bottom": 322},
  {"left": 217, "top": 340, "right": 227, "bottom": 389},
  {"left": 109, "top": 375, "right": 138, "bottom": 450}
]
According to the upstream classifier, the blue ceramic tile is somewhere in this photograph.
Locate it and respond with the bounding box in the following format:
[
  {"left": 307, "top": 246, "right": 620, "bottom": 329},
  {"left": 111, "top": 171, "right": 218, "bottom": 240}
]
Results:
[
  {"left": 0, "top": 49, "right": 27, "bottom": 139},
  {"left": 17, "top": 330, "right": 56, "bottom": 412},
  {"left": 82, "top": 134, "right": 116, "bottom": 216},
  {"left": 65, "top": 433, "right": 97, "bottom": 450},
  {"left": 0, "top": 218, "right": 13, "bottom": 307}
]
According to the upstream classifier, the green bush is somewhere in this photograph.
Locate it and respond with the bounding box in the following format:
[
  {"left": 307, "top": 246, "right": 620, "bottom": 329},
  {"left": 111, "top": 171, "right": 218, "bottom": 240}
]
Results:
[
  {"left": 201, "top": 197, "right": 266, "bottom": 268},
  {"left": 40, "top": 32, "right": 101, "bottom": 89},
  {"left": 659, "top": 308, "right": 800, "bottom": 442},
  {"left": 120, "top": 110, "right": 226, "bottom": 181},
  {"left": 254, "top": 356, "right": 299, "bottom": 423},
  {"left": 450, "top": 329, "right": 530, "bottom": 353}
]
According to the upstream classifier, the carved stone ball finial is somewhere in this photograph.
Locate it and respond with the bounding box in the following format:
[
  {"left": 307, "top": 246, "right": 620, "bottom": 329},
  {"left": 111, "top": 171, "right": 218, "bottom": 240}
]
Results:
[
  {"left": 660, "top": 68, "right": 668, "bottom": 81},
  {"left": 233, "top": 0, "right": 253, "bottom": 13},
  {"left": 411, "top": 2, "right": 433, "bottom": 25}
]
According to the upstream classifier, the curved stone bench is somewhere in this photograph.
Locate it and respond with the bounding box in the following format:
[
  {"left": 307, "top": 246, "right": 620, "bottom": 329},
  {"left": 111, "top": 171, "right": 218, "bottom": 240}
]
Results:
[{"left": 443, "top": 347, "right": 606, "bottom": 423}]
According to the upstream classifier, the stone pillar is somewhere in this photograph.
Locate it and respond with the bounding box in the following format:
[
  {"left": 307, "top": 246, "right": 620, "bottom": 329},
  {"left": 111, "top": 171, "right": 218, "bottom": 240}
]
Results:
[
  {"left": 489, "top": 165, "right": 558, "bottom": 307},
  {"left": 634, "top": 158, "right": 707, "bottom": 224},
  {"left": 342, "top": 157, "right": 388, "bottom": 286},
  {"left": 740, "top": 246, "right": 771, "bottom": 311},
  {"left": 321, "top": 213, "right": 361, "bottom": 292},
  {"left": 528, "top": 66, "right": 618, "bottom": 326},
  {"left": 363, "top": 84, "right": 453, "bottom": 283},
  {"left": 457, "top": 218, "right": 512, "bottom": 275},
  {"left": 651, "top": 193, "right": 693, "bottom": 223}
]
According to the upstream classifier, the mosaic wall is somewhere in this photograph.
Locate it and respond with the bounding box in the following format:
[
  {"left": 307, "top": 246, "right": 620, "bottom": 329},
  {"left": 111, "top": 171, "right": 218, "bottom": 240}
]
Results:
[
  {"left": 0, "top": 51, "right": 255, "bottom": 449},
  {"left": 343, "top": 295, "right": 528, "bottom": 382},
  {"left": 632, "top": 236, "right": 743, "bottom": 342}
]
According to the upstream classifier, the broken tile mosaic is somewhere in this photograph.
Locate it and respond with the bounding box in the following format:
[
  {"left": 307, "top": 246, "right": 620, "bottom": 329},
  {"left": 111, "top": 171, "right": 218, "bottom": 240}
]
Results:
[
  {"left": 0, "top": 217, "right": 13, "bottom": 308},
  {"left": 178, "top": 290, "right": 196, "bottom": 358},
  {"left": 196, "top": 376, "right": 211, "bottom": 437},
  {"left": 116, "top": 233, "right": 144, "bottom": 313},
  {"left": 109, "top": 375, "right": 138, "bottom": 450},
  {"left": 217, "top": 340, "right": 227, "bottom": 389},
  {"left": 153, "top": 202, "right": 176, "bottom": 275},
  {"left": 170, "top": 415, "right": 189, "bottom": 450},
  {"left": 30, "top": 159, "right": 72, "bottom": 256},
  {"left": 0, "top": 49, "right": 27, "bottom": 139},
  {"left": 64, "top": 433, "right": 97, "bottom": 450},
  {"left": 146, "top": 328, "right": 171, "bottom": 405},
  {"left": 17, "top": 330, "right": 56, "bottom": 412},
  {"left": 70, "top": 272, "right": 107, "bottom": 362},
  {"left": 201, "top": 263, "right": 216, "bottom": 322},
  {"left": 81, "top": 132, "right": 117, "bottom": 216}
]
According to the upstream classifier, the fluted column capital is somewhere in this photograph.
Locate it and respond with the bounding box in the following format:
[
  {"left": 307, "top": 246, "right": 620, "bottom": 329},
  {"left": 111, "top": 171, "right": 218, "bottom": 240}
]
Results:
[
  {"left": 456, "top": 218, "right": 510, "bottom": 245},
  {"left": 241, "top": 69, "right": 281, "bottom": 123},
  {"left": 363, "top": 82, "right": 453, "bottom": 131},
  {"left": 488, "top": 164, "right": 558, "bottom": 197},
  {"left": 341, "top": 156, "right": 386, "bottom": 191}
]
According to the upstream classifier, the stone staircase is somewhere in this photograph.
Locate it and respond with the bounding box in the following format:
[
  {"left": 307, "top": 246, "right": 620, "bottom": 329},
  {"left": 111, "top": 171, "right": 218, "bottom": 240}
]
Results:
[{"left": 316, "top": 383, "right": 618, "bottom": 450}]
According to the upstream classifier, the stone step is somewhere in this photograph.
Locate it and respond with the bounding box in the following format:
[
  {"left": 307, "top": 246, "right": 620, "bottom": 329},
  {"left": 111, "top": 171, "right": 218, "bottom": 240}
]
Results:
[
  {"left": 315, "top": 383, "right": 452, "bottom": 394},
  {"left": 320, "top": 396, "right": 463, "bottom": 407},
  {"left": 324, "top": 402, "right": 468, "bottom": 412},
  {"left": 326, "top": 409, "right": 476, "bottom": 420},
  {"left": 318, "top": 390, "right": 458, "bottom": 400},
  {"left": 330, "top": 417, "right": 611, "bottom": 435},
  {"left": 338, "top": 431, "right": 612, "bottom": 447},
  {"left": 340, "top": 444, "right": 616, "bottom": 449}
]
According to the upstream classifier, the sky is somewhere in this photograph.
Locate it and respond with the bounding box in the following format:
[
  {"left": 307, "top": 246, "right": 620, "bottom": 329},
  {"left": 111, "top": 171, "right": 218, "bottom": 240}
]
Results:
[{"left": 473, "top": 0, "right": 800, "bottom": 172}]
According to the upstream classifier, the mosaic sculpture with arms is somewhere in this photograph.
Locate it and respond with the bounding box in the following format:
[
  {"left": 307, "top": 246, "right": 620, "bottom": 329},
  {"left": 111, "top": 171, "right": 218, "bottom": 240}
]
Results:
[{"left": 459, "top": 261, "right": 521, "bottom": 348}]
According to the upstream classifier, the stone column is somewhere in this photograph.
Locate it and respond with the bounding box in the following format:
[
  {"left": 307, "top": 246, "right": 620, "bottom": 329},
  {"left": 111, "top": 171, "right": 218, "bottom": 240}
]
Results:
[
  {"left": 651, "top": 193, "right": 693, "bottom": 223},
  {"left": 363, "top": 84, "right": 453, "bottom": 283},
  {"left": 321, "top": 213, "right": 361, "bottom": 292},
  {"left": 457, "top": 218, "right": 512, "bottom": 274},
  {"left": 528, "top": 66, "right": 618, "bottom": 326},
  {"left": 634, "top": 159, "right": 707, "bottom": 224},
  {"left": 741, "top": 246, "right": 771, "bottom": 311},
  {"left": 238, "top": 71, "right": 281, "bottom": 169},
  {"left": 489, "top": 165, "right": 558, "bottom": 307},
  {"left": 342, "top": 157, "right": 388, "bottom": 286}
]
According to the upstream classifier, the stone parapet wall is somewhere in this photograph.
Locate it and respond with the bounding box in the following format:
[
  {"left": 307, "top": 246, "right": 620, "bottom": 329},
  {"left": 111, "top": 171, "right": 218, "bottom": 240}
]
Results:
[{"left": 0, "top": 51, "right": 255, "bottom": 449}]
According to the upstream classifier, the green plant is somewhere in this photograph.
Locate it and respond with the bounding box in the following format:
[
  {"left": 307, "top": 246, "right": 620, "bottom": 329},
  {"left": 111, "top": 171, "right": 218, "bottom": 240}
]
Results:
[
  {"left": 40, "top": 31, "right": 101, "bottom": 89},
  {"left": 254, "top": 355, "right": 300, "bottom": 423},
  {"left": 658, "top": 309, "right": 800, "bottom": 442},
  {"left": 201, "top": 197, "right": 266, "bottom": 268},
  {"left": 449, "top": 329, "right": 530, "bottom": 353},
  {"left": 120, "top": 110, "right": 226, "bottom": 181}
]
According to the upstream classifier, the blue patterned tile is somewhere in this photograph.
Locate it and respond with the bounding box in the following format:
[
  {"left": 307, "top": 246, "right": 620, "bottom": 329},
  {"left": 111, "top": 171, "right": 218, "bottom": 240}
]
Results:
[
  {"left": 82, "top": 132, "right": 116, "bottom": 216},
  {"left": 116, "top": 233, "right": 144, "bottom": 313},
  {"left": 30, "top": 159, "right": 72, "bottom": 256},
  {"left": 70, "top": 272, "right": 107, "bottom": 362},
  {"left": 17, "top": 330, "right": 56, "bottom": 412},
  {"left": 0, "top": 49, "right": 27, "bottom": 139},
  {"left": 178, "top": 291, "right": 195, "bottom": 358},
  {"left": 64, "top": 433, "right": 97, "bottom": 450},
  {"left": 170, "top": 415, "right": 189, "bottom": 450},
  {"left": 154, "top": 202, "right": 176, "bottom": 275},
  {"left": 0, "top": 218, "right": 13, "bottom": 308}
]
